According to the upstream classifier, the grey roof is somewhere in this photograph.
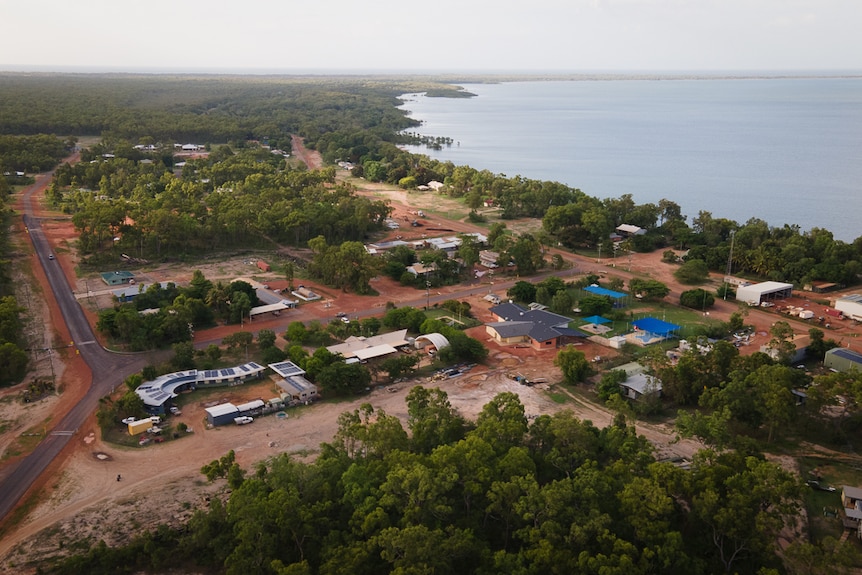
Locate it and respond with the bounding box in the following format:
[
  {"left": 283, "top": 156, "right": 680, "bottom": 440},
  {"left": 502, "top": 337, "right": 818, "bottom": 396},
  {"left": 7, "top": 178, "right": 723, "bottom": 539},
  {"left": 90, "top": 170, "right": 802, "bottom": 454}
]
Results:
[
  {"left": 828, "top": 348, "right": 862, "bottom": 364},
  {"left": 488, "top": 303, "right": 585, "bottom": 343},
  {"left": 487, "top": 321, "right": 534, "bottom": 338},
  {"left": 621, "top": 373, "right": 662, "bottom": 395}
]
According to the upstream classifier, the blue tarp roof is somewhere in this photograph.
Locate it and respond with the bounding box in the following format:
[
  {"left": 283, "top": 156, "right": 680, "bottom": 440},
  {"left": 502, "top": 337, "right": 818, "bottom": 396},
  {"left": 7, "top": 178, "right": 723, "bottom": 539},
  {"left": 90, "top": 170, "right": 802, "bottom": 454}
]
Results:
[
  {"left": 584, "top": 285, "right": 627, "bottom": 299},
  {"left": 632, "top": 317, "right": 681, "bottom": 336},
  {"left": 581, "top": 315, "right": 611, "bottom": 325}
]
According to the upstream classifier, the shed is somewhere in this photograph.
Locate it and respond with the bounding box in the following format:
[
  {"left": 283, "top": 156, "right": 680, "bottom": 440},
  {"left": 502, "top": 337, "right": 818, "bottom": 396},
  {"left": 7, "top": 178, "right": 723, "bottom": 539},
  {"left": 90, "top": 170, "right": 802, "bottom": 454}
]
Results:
[
  {"left": 835, "top": 294, "right": 862, "bottom": 322},
  {"left": 736, "top": 281, "right": 793, "bottom": 306},
  {"left": 127, "top": 418, "right": 154, "bottom": 436},
  {"left": 237, "top": 399, "right": 265, "bottom": 415},
  {"left": 205, "top": 403, "right": 240, "bottom": 427},
  {"left": 257, "top": 260, "right": 271, "bottom": 272},
  {"left": 825, "top": 348, "right": 862, "bottom": 373}
]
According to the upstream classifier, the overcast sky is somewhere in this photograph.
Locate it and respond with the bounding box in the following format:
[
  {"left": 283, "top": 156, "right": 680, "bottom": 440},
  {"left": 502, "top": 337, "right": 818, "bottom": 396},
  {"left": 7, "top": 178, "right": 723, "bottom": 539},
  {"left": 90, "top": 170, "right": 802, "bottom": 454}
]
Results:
[{"left": 1, "top": 0, "right": 860, "bottom": 73}]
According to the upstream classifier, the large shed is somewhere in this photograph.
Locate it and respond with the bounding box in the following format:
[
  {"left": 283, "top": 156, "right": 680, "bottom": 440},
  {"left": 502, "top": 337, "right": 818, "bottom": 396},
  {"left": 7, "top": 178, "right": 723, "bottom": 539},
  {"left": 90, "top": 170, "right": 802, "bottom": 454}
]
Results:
[
  {"left": 835, "top": 294, "right": 862, "bottom": 321},
  {"left": 736, "top": 281, "right": 794, "bottom": 306},
  {"left": 825, "top": 347, "right": 862, "bottom": 373},
  {"left": 205, "top": 403, "right": 240, "bottom": 426}
]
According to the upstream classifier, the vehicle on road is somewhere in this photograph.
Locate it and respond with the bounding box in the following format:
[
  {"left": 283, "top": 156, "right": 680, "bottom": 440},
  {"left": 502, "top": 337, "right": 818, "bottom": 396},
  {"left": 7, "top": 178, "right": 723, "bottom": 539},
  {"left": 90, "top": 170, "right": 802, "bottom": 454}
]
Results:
[{"left": 48, "top": 254, "right": 54, "bottom": 260}]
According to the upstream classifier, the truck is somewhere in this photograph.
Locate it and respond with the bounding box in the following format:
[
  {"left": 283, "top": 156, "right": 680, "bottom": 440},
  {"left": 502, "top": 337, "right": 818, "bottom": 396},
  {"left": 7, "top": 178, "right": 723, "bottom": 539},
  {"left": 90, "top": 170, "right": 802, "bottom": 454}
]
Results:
[{"left": 234, "top": 416, "right": 254, "bottom": 425}]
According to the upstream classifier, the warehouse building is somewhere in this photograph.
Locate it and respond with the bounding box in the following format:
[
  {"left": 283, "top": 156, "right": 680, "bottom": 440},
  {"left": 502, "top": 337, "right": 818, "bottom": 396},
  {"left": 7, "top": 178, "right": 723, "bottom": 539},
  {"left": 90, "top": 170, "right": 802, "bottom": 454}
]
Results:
[
  {"left": 736, "top": 281, "right": 794, "bottom": 306},
  {"left": 825, "top": 348, "right": 862, "bottom": 373},
  {"left": 835, "top": 294, "right": 862, "bottom": 322},
  {"left": 205, "top": 403, "right": 240, "bottom": 426}
]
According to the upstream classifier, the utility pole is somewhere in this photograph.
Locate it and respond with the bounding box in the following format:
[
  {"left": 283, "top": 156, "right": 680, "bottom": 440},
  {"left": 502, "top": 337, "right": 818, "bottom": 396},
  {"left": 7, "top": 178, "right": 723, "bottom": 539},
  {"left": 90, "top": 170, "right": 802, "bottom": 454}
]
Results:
[
  {"left": 724, "top": 230, "right": 736, "bottom": 301},
  {"left": 426, "top": 281, "right": 431, "bottom": 310},
  {"left": 597, "top": 242, "right": 602, "bottom": 264}
]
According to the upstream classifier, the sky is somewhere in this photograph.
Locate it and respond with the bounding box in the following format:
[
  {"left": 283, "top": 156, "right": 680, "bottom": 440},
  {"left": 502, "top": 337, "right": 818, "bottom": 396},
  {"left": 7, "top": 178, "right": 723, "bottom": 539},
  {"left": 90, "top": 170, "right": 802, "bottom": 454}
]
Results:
[{"left": 1, "top": 0, "right": 860, "bottom": 73}]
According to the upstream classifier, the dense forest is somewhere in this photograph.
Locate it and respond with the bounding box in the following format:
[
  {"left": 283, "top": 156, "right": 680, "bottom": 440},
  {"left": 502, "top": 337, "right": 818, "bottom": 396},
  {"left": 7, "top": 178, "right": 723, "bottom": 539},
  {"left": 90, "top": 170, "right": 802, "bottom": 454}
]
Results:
[{"left": 50, "top": 390, "right": 820, "bottom": 575}]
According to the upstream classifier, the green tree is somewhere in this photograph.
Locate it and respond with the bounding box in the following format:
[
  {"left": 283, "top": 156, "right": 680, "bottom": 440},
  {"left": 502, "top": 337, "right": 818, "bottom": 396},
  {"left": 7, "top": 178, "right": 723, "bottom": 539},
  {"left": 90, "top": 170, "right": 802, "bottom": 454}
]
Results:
[
  {"left": 507, "top": 281, "right": 536, "bottom": 303},
  {"left": 674, "top": 258, "right": 710, "bottom": 284},
  {"left": 554, "top": 346, "right": 591, "bottom": 384},
  {"left": 680, "top": 288, "right": 715, "bottom": 310},
  {"left": 406, "top": 386, "right": 467, "bottom": 453}
]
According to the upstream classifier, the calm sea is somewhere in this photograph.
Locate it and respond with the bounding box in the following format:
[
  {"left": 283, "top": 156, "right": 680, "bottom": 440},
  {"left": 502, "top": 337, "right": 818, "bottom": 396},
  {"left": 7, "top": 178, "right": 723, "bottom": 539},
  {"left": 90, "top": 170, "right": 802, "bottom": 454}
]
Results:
[{"left": 399, "top": 78, "right": 862, "bottom": 243}]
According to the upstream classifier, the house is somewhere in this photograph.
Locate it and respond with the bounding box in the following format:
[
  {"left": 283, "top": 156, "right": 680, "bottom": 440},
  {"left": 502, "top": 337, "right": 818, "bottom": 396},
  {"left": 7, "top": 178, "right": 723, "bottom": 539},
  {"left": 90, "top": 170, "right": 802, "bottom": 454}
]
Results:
[
  {"left": 615, "top": 224, "right": 646, "bottom": 237},
  {"left": 620, "top": 373, "right": 662, "bottom": 400},
  {"left": 276, "top": 375, "right": 318, "bottom": 405},
  {"left": 479, "top": 250, "right": 500, "bottom": 268},
  {"left": 842, "top": 486, "right": 862, "bottom": 534},
  {"left": 100, "top": 271, "right": 135, "bottom": 286},
  {"left": 406, "top": 262, "right": 437, "bottom": 277},
  {"left": 486, "top": 302, "right": 586, "bottom": 350}
]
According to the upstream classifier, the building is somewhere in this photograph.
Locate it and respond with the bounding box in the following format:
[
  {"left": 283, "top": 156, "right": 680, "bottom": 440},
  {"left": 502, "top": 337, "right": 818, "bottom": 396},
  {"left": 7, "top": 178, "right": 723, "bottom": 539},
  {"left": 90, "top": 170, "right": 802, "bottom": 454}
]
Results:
[
  {"left": 835, "top": 294, "right": 862, "bottom": 321},
  {"left": 620, "top": 373, "right": 663, "bottom": 400},
  {"left": 100, "top": 271, "right": 135, "bottom": 286},
  {"left": 135, "top": 362, "right": 266, "bottom": 415},
  {"left": 406, "top": 262, "right": 437, "bottom": 277},
  {"left": 257, "top": 260, "right": 271, "bottom": 272},
  {"left": 825, "top": 348, "right": 862, "bottom": 373},
  {"left": 268, "top": 361, "right": 319, "bottom": 404},
  {"left": 326, "top": 329, "right": 410, "bottom": 361},
  {"left": 111, "top": 282, "right": 172, "bottom": 303},
  {"left": 736, "top": 281, "right": 794, "bottom": 306},
  {"left": 841, "top": 486, "right": 862, "bottom": 535},
  {"left": 249, "top": 299, "right": 297, "bottom": 320},
  {"left": 276, "top": 375, "right": 318, "bottom": 405},
  {"left": 291, "top": 286, "right": 321, "bottom": 301},
  {"left": 615, "top": 224, "right": 646, "bottom": 237},
  {"left": 205, "top": 403, "right": 240, "bottom": 426},
  {"left": 486, "top": 302, "right": 586, "bottom": 350}
]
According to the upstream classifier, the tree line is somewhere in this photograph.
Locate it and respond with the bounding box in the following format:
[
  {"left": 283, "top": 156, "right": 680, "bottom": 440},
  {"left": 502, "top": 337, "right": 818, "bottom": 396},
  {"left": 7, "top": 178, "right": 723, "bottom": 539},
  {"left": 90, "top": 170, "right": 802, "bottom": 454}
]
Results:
[{"left": 47, "top": 389, "right": 829, "bottom": 575}]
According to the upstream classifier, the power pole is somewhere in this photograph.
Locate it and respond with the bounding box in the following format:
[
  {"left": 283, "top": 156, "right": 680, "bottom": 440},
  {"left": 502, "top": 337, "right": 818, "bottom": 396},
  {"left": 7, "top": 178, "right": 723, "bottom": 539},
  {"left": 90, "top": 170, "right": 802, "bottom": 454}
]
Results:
[{"left": 724, "top": 230, "right": 735, "bottom": 300}]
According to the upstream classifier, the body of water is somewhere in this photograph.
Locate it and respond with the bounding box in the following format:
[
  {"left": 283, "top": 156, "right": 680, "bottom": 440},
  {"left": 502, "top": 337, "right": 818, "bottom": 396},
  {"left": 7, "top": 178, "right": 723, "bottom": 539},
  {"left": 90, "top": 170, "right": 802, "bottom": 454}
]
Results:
[{"left": 399, "top": 78, "right": 862, "bottom": 242}]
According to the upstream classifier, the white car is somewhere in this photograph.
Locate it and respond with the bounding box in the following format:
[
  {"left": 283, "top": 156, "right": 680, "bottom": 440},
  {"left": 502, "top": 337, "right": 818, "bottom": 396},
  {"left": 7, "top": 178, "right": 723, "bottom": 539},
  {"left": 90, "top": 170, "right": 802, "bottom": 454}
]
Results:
[{"left": 234, "top": 416, "right": 254, "bottom": 425}]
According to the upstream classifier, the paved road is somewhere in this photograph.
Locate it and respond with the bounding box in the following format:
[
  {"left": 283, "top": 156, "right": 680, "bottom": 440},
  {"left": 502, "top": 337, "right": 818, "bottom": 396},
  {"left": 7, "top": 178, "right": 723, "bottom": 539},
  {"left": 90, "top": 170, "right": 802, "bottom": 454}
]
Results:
[{"left": 0, "top": 168, "right": 149, "bottom": 524}]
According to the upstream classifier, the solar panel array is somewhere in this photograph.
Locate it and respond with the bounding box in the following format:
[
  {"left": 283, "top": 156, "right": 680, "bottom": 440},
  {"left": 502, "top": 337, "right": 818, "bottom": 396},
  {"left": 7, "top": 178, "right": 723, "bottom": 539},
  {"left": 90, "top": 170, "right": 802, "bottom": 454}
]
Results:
[{"left": 269, "top": 361, "right": 306, "bottom": 377}]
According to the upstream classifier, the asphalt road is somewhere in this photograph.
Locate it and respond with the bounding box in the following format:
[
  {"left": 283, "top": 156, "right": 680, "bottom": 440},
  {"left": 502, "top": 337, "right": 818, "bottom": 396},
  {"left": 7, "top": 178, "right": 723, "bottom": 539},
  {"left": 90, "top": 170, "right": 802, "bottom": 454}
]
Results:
[{"left": 0, "top": 169, "right": 149, "bottom": 524}]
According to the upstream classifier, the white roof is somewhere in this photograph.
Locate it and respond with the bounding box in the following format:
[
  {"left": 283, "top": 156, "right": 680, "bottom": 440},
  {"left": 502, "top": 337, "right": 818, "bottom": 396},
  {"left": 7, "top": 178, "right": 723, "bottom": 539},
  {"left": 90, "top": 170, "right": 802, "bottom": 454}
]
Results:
[
  {"left": 416, "top": 332, "right": 450, "bottom": 350},
  {"left": 622, "top": 373, "right": 662, "bottom": 394},
  {"left": 205, "top": 403, "right": 238, "bottom": 417},
  {"left": 236, "top": 399, "right": 265, "bottom": 412},
  {"left": 250, "top": 300, "right": 296, "bottom": 316},
  {"left": 739, "top": 281, "right": 794, "bottom": 294},
  {"left": 353, "top": 344, "right": 398, "bottom": 361},
  {"left": 327, "top": 329, "right": 409, "bottom": 358}
]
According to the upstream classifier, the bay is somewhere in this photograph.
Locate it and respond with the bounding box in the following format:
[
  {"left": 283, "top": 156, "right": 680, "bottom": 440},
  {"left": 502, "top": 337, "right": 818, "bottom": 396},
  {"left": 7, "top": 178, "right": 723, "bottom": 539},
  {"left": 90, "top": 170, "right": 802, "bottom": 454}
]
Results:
[{"left": 399, "top": 78, "right": 862, "bottom": 243}]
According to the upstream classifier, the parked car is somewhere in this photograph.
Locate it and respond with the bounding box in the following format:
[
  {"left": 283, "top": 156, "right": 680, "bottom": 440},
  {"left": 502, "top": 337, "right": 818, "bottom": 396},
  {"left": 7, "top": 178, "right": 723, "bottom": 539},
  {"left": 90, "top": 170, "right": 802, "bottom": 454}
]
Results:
[{"left": 234, "top": 416, "right": 254, "bottom": 425}]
